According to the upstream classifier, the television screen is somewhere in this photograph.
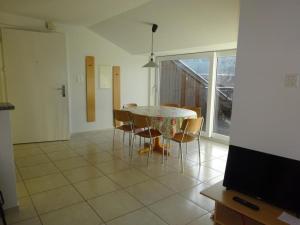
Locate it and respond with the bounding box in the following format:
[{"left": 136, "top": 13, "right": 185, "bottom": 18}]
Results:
[{"left": 223, "top": 145, "right": 300, "bottom": 215}]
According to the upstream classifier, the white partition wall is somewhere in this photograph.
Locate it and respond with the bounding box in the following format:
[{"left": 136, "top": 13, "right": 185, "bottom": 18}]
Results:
[{"left": 230, "top": 0, "right": 300, "bottom": 160}]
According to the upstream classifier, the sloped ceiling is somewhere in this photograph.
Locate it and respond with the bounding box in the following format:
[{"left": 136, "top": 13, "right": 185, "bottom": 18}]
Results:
[
  {"left": 0, "top": 0, "right": 239, "bottom": 54},
  {"left": 90, "top": 0, "right": 240, "bottom": 54},
  {"left": 0, "top": 0, "right": 152, "bottom": 25}
]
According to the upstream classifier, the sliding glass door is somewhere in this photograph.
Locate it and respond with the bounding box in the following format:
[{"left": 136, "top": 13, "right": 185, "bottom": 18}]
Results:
[
  {"left": 158, "top": 53, "right": 213, "bottom": 134},
  {"left": 156, "top": 50, "right": 236, "bottom": 140},
  {"left": 213, "top": 52, "right": 236, "bottom": 138}
]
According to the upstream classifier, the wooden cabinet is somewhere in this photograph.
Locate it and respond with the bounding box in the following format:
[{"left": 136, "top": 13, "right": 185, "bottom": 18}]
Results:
[{"left": 201, "top": 182, "right": 287, "bottom": 225}]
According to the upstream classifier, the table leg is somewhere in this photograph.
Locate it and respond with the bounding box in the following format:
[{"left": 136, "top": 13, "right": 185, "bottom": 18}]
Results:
[{"left": 138, "top": 138, "right": 170, "bottom": 155}]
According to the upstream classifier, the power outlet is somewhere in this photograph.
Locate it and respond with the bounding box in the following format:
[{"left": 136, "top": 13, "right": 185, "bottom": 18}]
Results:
[{"left": 285, "top": 73, "right": 299, "bottom": 88}]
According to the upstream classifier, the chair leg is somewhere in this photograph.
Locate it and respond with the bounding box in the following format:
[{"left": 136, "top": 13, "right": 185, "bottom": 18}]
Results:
[
  {"left": 130, "top": 134, "right": 135, "bottom": 160},
  {"left": 166, "top": 139, "right": 170, "bottom": 162},
  {"left": 112, "top": 128, "right": 116, "bottom": 151},
  {"left": 185, "top": 143, "right": 188, "bottom": 156},
  {"left": 129, "top": 132, "right": 131, "bottom": 147},
  {"left": 197, "top": 138, "right": 201, "bottom": 164},
  {"left": 147, "top": 138, "right": 152, "bottom": 167},
  {"left": 179, "top": 143, "right": 184, "bottom": 173},
  {"left": 162, "top": 138, "right": 165, "bottom": 164},
  {"left": 139, "top": 136, "right": 141, "bottom": 147}
]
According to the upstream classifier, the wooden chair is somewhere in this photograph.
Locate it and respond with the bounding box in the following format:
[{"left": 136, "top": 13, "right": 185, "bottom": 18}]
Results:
[
  {"left": 0, "top": 191, "right": 7, "bottom": 225},
  {"left": 161, "top": 103, "right": 179, "bottom": 107},
  {"left": 130, "top": 113, "right": 161, "bottom": 166},
  {"left": 171, "top": 117, "right": 204, "bottom": 172},
  {"left": 182, "top": 106, "right": 202, "bottom": 117},
  {"left": 113, "top": 109, "right": 133, "bottom": 149},
  {"left": 123, "top": 103, "right": 138, "bottom": 108}
]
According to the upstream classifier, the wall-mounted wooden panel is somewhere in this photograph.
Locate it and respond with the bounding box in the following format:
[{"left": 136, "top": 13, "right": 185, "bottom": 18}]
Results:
[
  {"left": 86, "top": 56, "right": 95, "bottom": 122},
  {"left": 112, "top": 66, "right": 120, "bottom": 110}
]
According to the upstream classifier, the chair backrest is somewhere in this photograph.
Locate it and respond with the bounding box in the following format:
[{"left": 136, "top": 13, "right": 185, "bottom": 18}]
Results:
[
  {"left": 131, "top": 113, "right": 150, "bottom": 129},
  {"left": 182, "top": 117, "right": 204, "bottom": 135},
  {"left": 182, "top": 106, "right": 201, "bottom": 117},
  {"left": 123, "top": 103, "right": 138, "bottom": 108},
  {"left": 161, "top": 103, "right": 179, "bottom": 107},
  {"left": 113, "top": 110, "right": 131, "bottom": 127}
]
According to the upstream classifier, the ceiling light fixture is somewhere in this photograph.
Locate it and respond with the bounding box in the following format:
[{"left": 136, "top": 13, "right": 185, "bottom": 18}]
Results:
[{"left": 143, "top": 24, "right": 158, "bottom": 68}]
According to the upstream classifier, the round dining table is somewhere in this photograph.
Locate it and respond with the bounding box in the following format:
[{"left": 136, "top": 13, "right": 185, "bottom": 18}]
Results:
[{"left": 124, "top": 106, "right": 197, "bottom": 154}]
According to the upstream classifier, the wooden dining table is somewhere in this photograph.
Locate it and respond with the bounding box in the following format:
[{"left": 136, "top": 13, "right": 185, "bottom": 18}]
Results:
[{"left": 123, "top": 106, "right": 197, "bottom": 154}]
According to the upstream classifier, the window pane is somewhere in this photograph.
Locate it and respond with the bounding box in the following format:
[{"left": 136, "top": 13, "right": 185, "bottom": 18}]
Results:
[
  {"left": 213, "top": 56, "right": 236, "bottom": 135},
  {"left": 159, "top": 58, "right": 210, "bottom": 131}
]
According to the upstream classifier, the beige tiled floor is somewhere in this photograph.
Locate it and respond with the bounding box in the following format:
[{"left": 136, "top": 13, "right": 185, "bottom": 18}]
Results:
[{"left": 7, "top": 129, "right": 228, "bottom": 225}]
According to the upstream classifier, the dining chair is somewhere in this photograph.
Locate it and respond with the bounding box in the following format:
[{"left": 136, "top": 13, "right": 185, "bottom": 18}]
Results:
[
  {"left": 161, "top": 103, "right": 179, "bottom": 107},
  {"left": 123, "top": 103, "right": 138, "bottom": 108},
  {"left": 130, "top": 113, "right": 161, "bottom": 166},
  {"left": 113, "top": 109, "right": 133, "bottom": 149},
  {"left": 182, "top": 106, "right": 202, "bottom": 118},
  {"left": 171, "top": 117, "right": 204, "bottom": 172}
]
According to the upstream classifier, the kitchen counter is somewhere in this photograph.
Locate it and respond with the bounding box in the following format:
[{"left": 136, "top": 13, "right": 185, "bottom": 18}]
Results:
[{"left": 0, "top": 103, "right": 18, "bottom": 209}]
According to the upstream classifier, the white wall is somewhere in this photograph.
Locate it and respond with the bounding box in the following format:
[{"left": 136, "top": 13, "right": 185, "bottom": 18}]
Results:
[
  {"left": 230, "top": 0, "right": 300, "bottom": 160},
  {"left": 0, "top": 12, "right": 149, "bottom": 134},
  {"left": 63, "top": 25, "right": 148, "bottom": 133}
]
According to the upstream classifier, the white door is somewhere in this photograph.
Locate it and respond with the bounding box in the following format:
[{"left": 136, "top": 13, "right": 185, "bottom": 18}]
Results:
[{"left": 2, "top": 29, "right": 70, "bottom": 144}]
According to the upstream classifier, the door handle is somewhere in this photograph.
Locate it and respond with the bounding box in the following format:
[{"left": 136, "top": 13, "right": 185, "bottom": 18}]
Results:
[{"left": 56, "top": 85, "right": 66, "bottom": 97}]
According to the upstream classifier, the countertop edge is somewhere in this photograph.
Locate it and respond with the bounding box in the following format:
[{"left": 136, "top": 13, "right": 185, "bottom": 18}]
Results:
[{"left": 0, "top": 103, "right": 15, "bottom": 111}]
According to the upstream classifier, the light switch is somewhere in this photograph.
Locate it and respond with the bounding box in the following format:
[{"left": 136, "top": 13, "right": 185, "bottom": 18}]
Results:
[{"left": 285, "top": 73, "right": 299, "bottom": 88}]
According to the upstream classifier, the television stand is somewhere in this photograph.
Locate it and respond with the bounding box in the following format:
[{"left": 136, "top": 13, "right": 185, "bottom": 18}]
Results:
[{"left": 201, "top": 181, "right": 287, "bottom": 225}]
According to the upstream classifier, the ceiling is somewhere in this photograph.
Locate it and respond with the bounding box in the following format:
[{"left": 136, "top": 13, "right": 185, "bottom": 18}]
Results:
[
  {"left": 0, "top": 0, "right": 239, "bottom": 54},
  {"left": 0, "top": 0, "right": 152, "bottom": 25},
  {"left": 90, "top": 0, "right": 239, "bottom": 54}
]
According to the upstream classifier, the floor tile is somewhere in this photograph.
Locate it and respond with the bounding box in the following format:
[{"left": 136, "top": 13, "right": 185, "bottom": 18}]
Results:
[
  {"left": 73, "top": 145, "right": 103, "bottom": 155},
  {"left": 139, "top": 164, "right": 176, "bottom": 178},
  {"left": 17, "top": 182, "right": 29, "bottom": 198},
  {"left": 31, "top": 185, "right": 84, "bottom": 214},
  {"left": 46, "top": 149, "right": 78, "bottom": 161},
  {"left": 54, "top": 157, "right": 90, "bottom": 171},
  {"left": 19, "top": 163, "right": 59, "bottom": 180},
  {"left": 205, "top": 176, "right": 224, "bottom": 186},
  {"left": 12, "top": 129, "right": 227, "bottom": 225},
  {"left": 14, "top": 143, "right": 38, "bottom": 150},
  {"left": 187, "top": 214, "right": 213, "bottom": 225},
  {"left": 15, "top": 169, "right": 22, "bottom": 182},
  {"left": 63, "top": 166, "right": 103, "bottom": 183},
  {"left": 67, "top": 140, "right": 94, "bottom": 149},
  {"left": 183, "top": 165, "right": 222, "bottom": 182},
  {"left": 180, "top": 183, "right": 215, "bottom": 211},
  {"left": 40, "top": 202, "right": 103, "bottom": 225},
  {"left": 149, "top": 195, "right": 207, "bottom": 225},
  {"left": 202, "top": 159, "right": 227, "bottom": 173},
  {"left": 40, "top": 144, "right": 71, "bottom": 154},
  {"left": 126, "top": 180, "right": 174, "bottom": 205},
  {"left": 24, "top": 173, "right": 69, "bottom": 194},
  {"left": 108, "top": 169, "right": 150, "bottom": 188},
  {"left": 107, "top": 208, "right": 168, "bottom": 225},
  {"left": 6, "top": 197, "right": 37, "bottom": 224},
  {"left": 74, "top": 176, "right": 119, "bottom": 199},
  {"left": 14, "top": 147, "right": 44, "bottom": 159},
  {"left": 95, "top": 159, "right": 130, "bottom": 174},
  {"left": 12, "top": 217, "right": 42, "bottom": 225},
  {"left": 89, "top": 190, "right": 143, "bottom": 222},
  {"left": 83, "top": 152, "right": 115, "bottom": 164},
  {"left": 15, "top": 154, "right": 50, "bottom": 168},
  {"left": 157, "top": 173, "right": 200, "bottom": 192}
]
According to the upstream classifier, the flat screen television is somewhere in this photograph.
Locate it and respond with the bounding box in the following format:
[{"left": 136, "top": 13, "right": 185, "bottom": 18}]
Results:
[{"left": 223, "top": 145, "right": 300, "bottom": 215}]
